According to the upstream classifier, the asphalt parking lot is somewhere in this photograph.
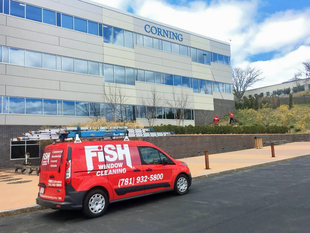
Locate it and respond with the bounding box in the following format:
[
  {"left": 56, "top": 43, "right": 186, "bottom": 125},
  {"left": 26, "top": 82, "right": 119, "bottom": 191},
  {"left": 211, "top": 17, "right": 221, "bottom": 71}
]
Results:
[{"left": 1, "top": 156, "right": 310, "bottom": 233}]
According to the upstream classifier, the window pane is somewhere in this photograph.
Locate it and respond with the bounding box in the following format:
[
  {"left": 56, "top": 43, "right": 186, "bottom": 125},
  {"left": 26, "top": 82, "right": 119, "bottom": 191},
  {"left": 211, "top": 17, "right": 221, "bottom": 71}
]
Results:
[
  {"left": 224, "top": 56, "right": 229, "bottom": 65},
  {"left": 74, "top": 59, "right": 87, "bottom": 74},
  {"left": 0, "top": 46, "right": 2, "bottom": 62},
  {"left": 26, "top": 5, "right": 41, "bottom": 22},
  {"left": 113, "top": 28, "right": 124, "bottom": 46},
  {"left": 138, "top": 70, "right": 145, "bottom": 82},
  {"left": 0, "top": 0, "right": 2, "bottom": 13},
  {"left": 114, "top": 66, "right": 125, "bottom": 84},
  {"left": 43, "top": 53, "right": 56, "bottom": 70},
  {"left": 104, "top": 64, "right": 114, "bottom": 83},
  {"left": 62, "top": 14, "right": 73, "bottom": 29},
  {"left": 136, "top": 34, "right": 143, "bottom": 46},
  {"left": 218, "top": 54, "right": 224, "bottom": 64},
  {"left": 4, "top": 0, "right": 8, "bottom": 14},
  {"left": 174, "top": 75, "right": 181, "bottom": 86},
  {"left": 9, "top": 97, "right": 25, "bottom": 114},
  {"left": 213, "top": 82, "right": 220, "bottom": 92},
  {"left": 90, "top": 103, "right": 100, "bottom": 116},
  {"left": 56, "top": 56, "right": 61, "bottom": 70},
  {"left": 225, "top": 84, "right": 232, "bottom": 93},
  {"left": 212, "top": 53, "right": 218, "bottom": 63},
  {"left": 25, "top": 51, "right": 42, "bottom": 67},
  {"left": 88, "top": 61, "right": 99, "bottom": 75},
  {"left": 63, "top": 101, "right": 75, "bottom": 115},
  {"left": 43, "top": 99, "right": 57, "bottom": 115},
  {"left": 165, "top": 108, "right": 174, "bottom": 119},
  {"left": 57, "top": 12, "right": 61, "bottom": 27},
  {"left": 180, "top": 45, "right": 188, "bottom": 56},
  {"left": 57, "top": 100, "right": 62, "bottom": 115},
  {"left": 155, "top": 72, "right": 163, "bottom": 84},
  {"left": 76, "top": 102, "right": 89, "bottom": 116},
  {"left": 124, "top": 31, "right": 133, "bottom": 48},
  {"left": 191, "top": 48, "right": 197, "bottom": 62},
  {"left": 43, "top": 9, "right": 55, "bottom": 25},
  {"left": 145, "top": 71, "right": 154, "bottom": 83},
  {"left": 26, "top": 98, "right": 42, "bottom": 114},
  {"left": 99, "top": 23, "right": 102, "bottom": 37},
  {"left": 144, "top": 36, "right": 153, "bottom": 48},
  {"left": 10, "top": 48, "right": 24, "bottom": 65},
  {"left": 156, "top": 107, "right": 163, "bottom": 119},
  {"left": 197, "top": 50, "right": 204, "bottom": 64},
  {"left": 163, "top": 41, "right": 171, "bottom": 53},
  {"left": 172, "top": 43, "right": 180, "bottom": 54},
  {"left": 103, "top": 25, "right": 112, "bottom": 43},
  {"left": 2, "top": 46, "right": 9, "bottom": 63},
  {"left": 11, "top": 145, "right": 26, "bottom": 159},
  {"left": 139, "top": 147, "right": 162, "bottom": 164},
  {"left": 184, "top": 109, "right": 191, "bottom": 120},
  {"left": 3, "top": 96, "right": 8, "bottom": 113},
  {"left": 99, "top": 63, "right": 104, "bottom": 76},
  {"left": 219, "top": 82, "right": 225, "bottom": 92},
  {"left": 164, "top": 74, "right": 173, "bottom": 85},
  {"left": 126, "top": 67, "right": 135, "bottom": 85},
  {"left": 182, "top": 77, "right": 191, "bottom": 88},
  {"left": 204, "top": 51, "right": 211, "bottom": 65},
  {"left": 10, "top": 0, "right": 25, "bottom": 18},
  {"left": 153, "top": 38, "right": 160, "bottom": 50},
  {"left": 192, "top": 78, "right": 199, "bottom": 93},
  {"left": 205, "top": 80, "right": 212, "bottom": 94},
  {"left": 62, "top": 57, "right": 73, "bottom": 72},
  {"left": 88, "top": 21, "right": 98, "bottom": 35},
  {"left": 74, "top": 17, "right": 87, "bottom": 33}
]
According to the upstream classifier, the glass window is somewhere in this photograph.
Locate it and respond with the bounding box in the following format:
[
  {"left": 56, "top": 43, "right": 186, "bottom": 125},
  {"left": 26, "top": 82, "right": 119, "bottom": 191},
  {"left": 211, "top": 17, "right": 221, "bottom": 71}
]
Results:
[
  {"left": 76, "top": 102, "right": 89, "bottom": 116},
  {"left": 3, "top": 96, "right": 8, "bottom": 113},
  {"left": 43, "top": 99, "right": 57, "bottom": 115},
  {"left": 42, "top": 53, "right": 56, "bottom": 70},
  {"left": 225, "top": 84, "right": 232, "bottom": 93},
  {"left": 172, "top": 43, "right": 180, "bottom": 54},
  {"left": 138, "top": 70, "right": 145, "bottom": 82},
  {"left": 184, "top": 109, "right": 192, "bottom": 120},
  {"left": 0, "top": 0, "right": 3, "bottom": 13},
  {"left": 2, "top": 46, "right": 9, "bottom": 63},
  {"left": 219, "top": 82, "right": 225, "bottom": 92},
  {"left": 104, "top": 64, "right": 114, "bottom": 83},
  {"left": 26, "top": 5, "right": 41, "bottom": 22},
  {"left": 11, "top": 141, "right": 40, "bottom": 160},
  {"left": 99, "top": 63, "right": 104, "bottom": 77},
  {"left": 192, "top": 78, "right": 199, "bottom": 93},
  {"left": 25, "top": 51, "right": 42, "bottom": 68},
  {"left": 88, "top": 61, "right": 99, "bottom": 75},
  {"left": 163, "top": 41, "right": 171, "bottom": 53},
  {"left": 197, "top": 50, "right": 204, "bottom": 64},
  {"left": 155, "top": 72, "right": 163, "bottom": 84},
  {"left": 99, "top": 24, "right": 102, "bottom": 37},
  {"left": 74, "top": 17, "right": 87, "bottom": 33},
  {"left": 63, "top": 101, "right": 75, "bottom": 115},
  {"left": 9, "top": 97, "right": 25, "bottom": 114},
  {"left": 218, "top": 54, "right": 224, "bottom": 64},
  {"left": 165, "top": 108, "right": 174, "bottom": 119},
  {"left": 57, "top": 100, "right": 62, "bottom": 115},
  {"left": 88, "top": 21, "right": 98, "bottom": 35},
  {"left": 26, "top": 98, "right": 42, "bottom": 114},
  {"left": 114, "top": 65, "right": 125, "bottom": 84},
  {"left": 153, "top": 38, "right": 160, "bottom": 50},
  {"left": 62, "top": 57, "right": 73, "bottom": 72},
  {"left": 205, "top": 80, "right": 212, "bottom": 94},
  {"left": 43, "top": 9, "right": 56, "bottom": 25},
  {"left": 124, "top": 31, "right": 133, "bottom": 49},
  {"left": 145, "top": 71, "right": 154, "bottom": 83},
  {"left": 136, "top": 34, "right": 143, "bottom": 46},
  {"left": 139, "top": 147, "right": 163, "bottom": 165},
  {"left": 89, "top": 103, "right": 100, "bottom": 116},
  {"left": 57, "top": 12, "right": 61, "bottom": 27},
  {"left": 224, "top": 56, "right": 229, "bottom": 65},
  {"left": 182, "top": 77, "right": 191, "bottom": 88},
  {"left": 74, "top": 59, "right": 87, "bottom": 74},
  {"left": 173, "top": 75, "right": 182, "bottom": 86},
  {"left": 204, "top": 51, "right": 211, "bottom": 65},
  {"left": 10, "top": 48, "right": 24, "bottom": 65},
  {"left": 164, "top": 74, "right": 173, "bottom": 86},
  {"left": 62, "top": 14, "right": 73, "bottom": 29},
  {"left": 126, "top": 67, "right": 135, "bottom": 85},
  {"left": 191, "top": 48, "right": 197, "bottom": 62},
  {"left": 4, "top": 0, "right": 9, "bottom": 14},
  {"left": 213, "top": 82, "right": 220, "bottom": 92},
  {"left": 10, "top": 0, "right": 25, "bottom": 18},
  {"left": 144, "top": 36, "right": 153, "bottom": 48},
  {"left": 113, "top": 28, "right": 124, "bottom": 46},
  {"left": 0, "top": 46, "right": 2, "bottom": 63},
  {"left": 199, "top": 80, "right": 206, "bottom": 94},
  {"left": 103, "top": 25, "right": 112, "bottom": 43},
  {"left": 156, "top": 107, "right": 163, "bottom": 119},
  {"left": 212, "top": 53, "right": 218, "bottom": 63},
  {"left": 180, "top": 45, "right": 188, "bottom": 56}
]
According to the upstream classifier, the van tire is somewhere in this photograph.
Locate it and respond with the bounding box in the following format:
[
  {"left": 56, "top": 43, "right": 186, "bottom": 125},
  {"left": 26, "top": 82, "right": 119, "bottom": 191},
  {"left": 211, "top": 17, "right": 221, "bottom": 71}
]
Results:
[
  {"left": 174, "top": 174, "right": 189, "bottom": 195},
  {"left": 82, "top": 189, "right": 109, "bottom": 218}
]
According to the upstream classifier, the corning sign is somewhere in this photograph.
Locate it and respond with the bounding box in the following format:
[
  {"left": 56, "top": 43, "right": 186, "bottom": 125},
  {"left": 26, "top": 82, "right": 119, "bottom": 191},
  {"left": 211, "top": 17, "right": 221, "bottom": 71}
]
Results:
[{"left": 144, "top": 24, "right": 183, "bottom": 42}]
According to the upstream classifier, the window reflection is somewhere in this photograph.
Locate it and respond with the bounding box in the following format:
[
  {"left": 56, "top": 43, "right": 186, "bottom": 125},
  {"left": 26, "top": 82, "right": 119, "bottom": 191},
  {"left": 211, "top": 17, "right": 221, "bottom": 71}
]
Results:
[
  {"left": 89, "top": 103, "right": 100, "bottom": 116},
  {"left": 173, "top": 75, "right": 182, "bottom": 86},
  {"left": 76, "top": 102, "right": 89, "bottom": 116},
  {"left": 9, "top": 97, "right": 25, "bottom": 114},
  {"left": 25, "top": 51, "right": 42, "bottom": 67},
  {"left": 103, "top": 25, "right": 112, "bottom": 43},
  {"left": 126, "top": 68, "right": 135, "bottom": 85},
  {"left": 63, "top": 101, "right": 75, "bottom": 115},
  {"left": 43, "top": 9, "right": 56, "bottom": 25},
  {"left": 88, "top": 21, "right": 98, "bottom": 35},
  {"left": 163, "top": 41, "right": 171, "bottom": 53},
  {"left": 26, "top": 98, "right": 42, "bottom": 114},
  {"left": 43, "top": 99, "right": 57, "bottom": 115},
  {"left": 197, "top": 50, "right": 204, "bottom": 64},
  {"left": 10, "top": 48, "right": 24, "bottom": 65},
  {"left": 74, "top": 59, "right": 87, "bottom": 74},
  {"left": 180, "top": 45, "right": 188, "bottom": 56},
  {"left": 124, "top": 31, "right": 133, "bottom": 48},
  {"left": 114, "top": 66, "right": 125, "bottom": 84},
  {"left": 26, "top": 5, "right": 42, "bottom": 22},
  {"left": 164, "top": 74, "right": 173, "bottom": 86},
  {"left": 113, "top": 28, "right": 124, "bottom": 46},
  {"left": 88, "top": 61, "right": 99, "bottom": 75},
  {"left": 144, "top": 36, "right": 153, "bottom": 48},
  {"left": 43, "top": 53, "right": 56, "bottom": 70},
  {"left": 172, "top": 43, "right": 179, "bottom": 54},
  {"left": 74, "top": 17, "right": 87, "bottom": 33},
  {"left": 182, "top": 77, "right": 191, "bottom": 88},
  {"left": 138, "top": 70, "right": 145, "bottom": 82},
  {"left": 104, "top": 64, "right": 114, "bottom": 83},
  {"left": 62, "top": 57, "right": 74, "bottom": 72},
  {"left": 191, "top": 48, "right": 197, "bottom": 62},
  {"left": 136, "top": 34, "right": 143, "bottom": 46},
  {"left": 145, "top": 71, "right": 154, "bottom": 83},
  {"left": 62, "top": 14, "right": 73, "bottom": 29},
  {"left": 10, "top": 0, "right": 25, "bottom": 18}
]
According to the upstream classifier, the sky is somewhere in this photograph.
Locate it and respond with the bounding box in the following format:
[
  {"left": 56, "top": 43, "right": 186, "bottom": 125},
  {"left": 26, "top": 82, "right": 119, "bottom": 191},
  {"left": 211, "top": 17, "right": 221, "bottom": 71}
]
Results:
[{"left": 90, "top": 0, "right": 310, "bottom": 89}]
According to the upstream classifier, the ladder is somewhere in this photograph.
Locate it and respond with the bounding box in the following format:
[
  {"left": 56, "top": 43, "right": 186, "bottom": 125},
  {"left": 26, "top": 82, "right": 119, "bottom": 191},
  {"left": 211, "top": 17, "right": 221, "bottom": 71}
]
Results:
[{"left": 11, "top": 126, "right": 173, "bottom": 142}]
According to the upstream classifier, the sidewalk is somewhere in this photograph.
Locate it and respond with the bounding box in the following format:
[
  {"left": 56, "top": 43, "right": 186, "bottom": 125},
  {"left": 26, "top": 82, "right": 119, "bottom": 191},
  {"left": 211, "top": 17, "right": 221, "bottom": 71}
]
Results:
[{"left": 0, "top": 142, "right": 309, "bottom": 216}]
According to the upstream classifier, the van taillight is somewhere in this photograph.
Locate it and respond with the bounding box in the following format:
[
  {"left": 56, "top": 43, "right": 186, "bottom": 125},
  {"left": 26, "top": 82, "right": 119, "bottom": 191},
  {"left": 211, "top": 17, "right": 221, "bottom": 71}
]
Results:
[{"left": 65, "top": 160, "right": 71, "bottom": 185}]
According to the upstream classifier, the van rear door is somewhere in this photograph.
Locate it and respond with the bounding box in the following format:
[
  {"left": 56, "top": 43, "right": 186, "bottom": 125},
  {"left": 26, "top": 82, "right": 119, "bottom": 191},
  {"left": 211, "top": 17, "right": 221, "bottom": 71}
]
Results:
[{"left": 38, "top": 147, "right": 66, "bottom": 202}]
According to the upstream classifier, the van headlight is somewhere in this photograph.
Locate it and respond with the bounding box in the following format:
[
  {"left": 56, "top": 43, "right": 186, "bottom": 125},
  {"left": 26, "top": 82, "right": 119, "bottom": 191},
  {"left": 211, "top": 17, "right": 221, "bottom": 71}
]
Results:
[{"left": 181, "top": 162, "right": 188, "bottom": 167}]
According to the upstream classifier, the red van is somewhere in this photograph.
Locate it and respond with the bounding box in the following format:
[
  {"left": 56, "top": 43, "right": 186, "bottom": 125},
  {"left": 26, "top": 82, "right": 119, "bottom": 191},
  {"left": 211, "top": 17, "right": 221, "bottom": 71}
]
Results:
[{"left": 36, "top": 140, "right": 191, "bottom": 218}]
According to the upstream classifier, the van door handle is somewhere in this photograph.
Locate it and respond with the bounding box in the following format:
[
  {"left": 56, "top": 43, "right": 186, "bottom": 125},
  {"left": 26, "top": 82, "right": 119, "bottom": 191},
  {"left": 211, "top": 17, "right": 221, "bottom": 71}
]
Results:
[
  {"left": 146, "top": 168, "right": 152, "bottom": 171},
  {"left": 49, "top": 175, "right": 55, "bottom": 178},
  {"left": 133, "top": 169, "right": 141, "bottom": 172}
]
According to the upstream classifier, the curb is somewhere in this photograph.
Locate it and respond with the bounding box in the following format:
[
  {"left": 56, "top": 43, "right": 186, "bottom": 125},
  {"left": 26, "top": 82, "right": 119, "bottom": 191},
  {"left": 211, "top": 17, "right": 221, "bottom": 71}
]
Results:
[
  {"left": 192, "top": 153, "right": 310, "bottom": 180},
  {"left": 0, "top": 205, "right": 47, "bottom": 218}
]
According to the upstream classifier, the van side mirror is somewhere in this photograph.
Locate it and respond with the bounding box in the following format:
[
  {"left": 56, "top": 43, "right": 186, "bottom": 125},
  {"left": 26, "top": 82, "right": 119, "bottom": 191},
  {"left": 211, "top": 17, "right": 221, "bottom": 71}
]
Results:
[{"left": 162, "top": 158, "right": 168, "bottom": 165}]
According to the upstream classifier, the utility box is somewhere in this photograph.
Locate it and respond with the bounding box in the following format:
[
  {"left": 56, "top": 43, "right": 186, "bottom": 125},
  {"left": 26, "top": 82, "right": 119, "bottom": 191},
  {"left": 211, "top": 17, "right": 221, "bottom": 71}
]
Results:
[{"left": 254, "top": 136, "right": 263, "bottom": 149}]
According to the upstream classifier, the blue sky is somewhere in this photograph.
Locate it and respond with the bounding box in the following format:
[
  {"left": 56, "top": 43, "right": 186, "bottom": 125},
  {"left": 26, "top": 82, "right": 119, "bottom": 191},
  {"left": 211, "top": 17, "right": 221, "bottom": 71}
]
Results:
[{"left": 93, "top": 0, "right": 310, "bottom": 88}]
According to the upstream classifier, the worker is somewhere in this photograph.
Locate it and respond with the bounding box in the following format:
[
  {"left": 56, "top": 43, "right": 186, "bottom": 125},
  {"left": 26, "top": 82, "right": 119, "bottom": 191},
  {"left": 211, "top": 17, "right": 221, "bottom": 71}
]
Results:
[
  {"left": 229, "top": 111, "right": 234, "bottom": 124},
  {"left": 213, "top": 115, "right": 219, "bottom": 124}
]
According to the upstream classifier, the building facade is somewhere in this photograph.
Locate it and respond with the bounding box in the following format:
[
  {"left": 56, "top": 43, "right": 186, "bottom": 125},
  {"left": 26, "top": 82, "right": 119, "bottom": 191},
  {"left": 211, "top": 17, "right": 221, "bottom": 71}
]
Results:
[{"left": 0, "top": 0, "right": 234, "bottom": 166}]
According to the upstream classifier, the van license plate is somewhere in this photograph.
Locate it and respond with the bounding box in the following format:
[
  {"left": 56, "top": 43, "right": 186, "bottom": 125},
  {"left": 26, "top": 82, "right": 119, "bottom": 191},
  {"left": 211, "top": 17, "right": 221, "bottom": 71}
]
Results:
[{"left": 40, "top": 187, "right": 45, "bottom": 194}]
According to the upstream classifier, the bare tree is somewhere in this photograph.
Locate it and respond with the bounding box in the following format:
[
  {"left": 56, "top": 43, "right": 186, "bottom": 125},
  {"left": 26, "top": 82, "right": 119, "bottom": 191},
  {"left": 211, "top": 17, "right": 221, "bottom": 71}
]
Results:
[
  {"left": 291, "top": 60, "right": 310, "bottom": 92},
  {"left": 166, "top": 88, "right": 189, "bottom": 126},
  {"left": 103, "top": 83, "right": 129, "bottom": 122},
  {"left": 233, "top": 66, "right": 264, "bottom": 101},
  {"left": 141, "top": 88, "right": 162, "bottom": 127}
]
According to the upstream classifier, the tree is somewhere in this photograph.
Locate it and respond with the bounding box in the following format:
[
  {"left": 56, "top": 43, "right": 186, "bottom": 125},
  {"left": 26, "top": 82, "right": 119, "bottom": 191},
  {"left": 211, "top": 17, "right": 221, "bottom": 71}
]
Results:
[
  {"left": 141, "top": 88, "right": 162, "bottom": 127},
  {"left": 232, "top": 66, "right": 264, "bottom": 101},
  {"left": 291, "top": 60, "right": 310, "bottom": 92}
]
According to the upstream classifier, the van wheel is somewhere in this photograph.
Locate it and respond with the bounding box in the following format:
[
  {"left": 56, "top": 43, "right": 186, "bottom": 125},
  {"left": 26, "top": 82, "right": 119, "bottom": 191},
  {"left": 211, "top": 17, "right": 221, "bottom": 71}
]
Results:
[
  {"left": 174, "top": 174, "right": 189, "bottom": 195},
  {"left": 83, "top": 189, "right": 109, "bottom": 218}
]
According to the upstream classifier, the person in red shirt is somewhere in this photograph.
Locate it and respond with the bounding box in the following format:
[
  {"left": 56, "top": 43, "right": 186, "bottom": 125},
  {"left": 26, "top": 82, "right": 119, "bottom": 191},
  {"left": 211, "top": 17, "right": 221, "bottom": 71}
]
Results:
[
  {"left": 213, "top": 115, "right": 219, "bottom": 124},
  {"left": 229, "top": 111, "right": 234, "bottom": 124}
]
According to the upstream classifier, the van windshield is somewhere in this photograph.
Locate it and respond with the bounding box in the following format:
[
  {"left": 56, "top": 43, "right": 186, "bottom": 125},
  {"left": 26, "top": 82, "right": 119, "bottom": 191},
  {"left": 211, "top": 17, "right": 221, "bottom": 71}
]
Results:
[{"left": 41, "top": 149, "right": 64, "bottom": 172}]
